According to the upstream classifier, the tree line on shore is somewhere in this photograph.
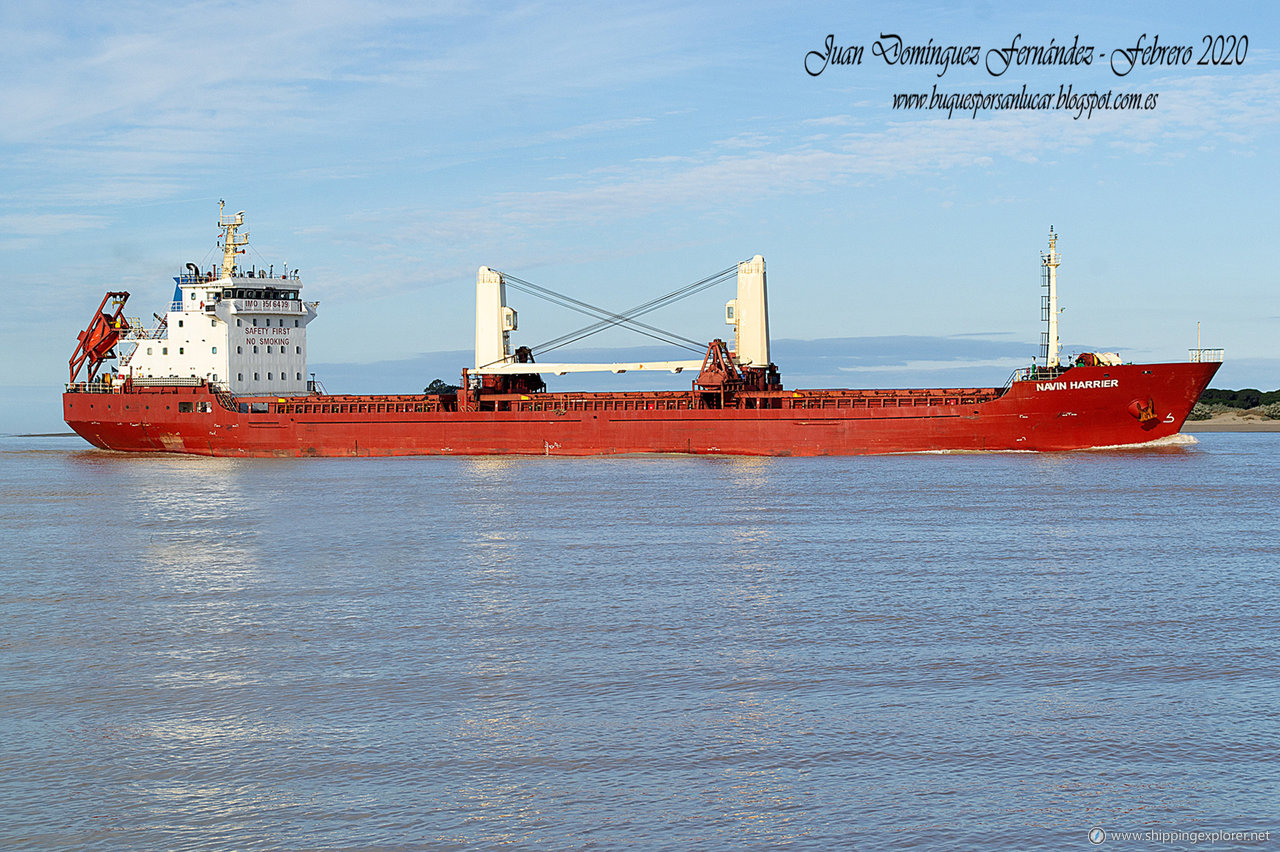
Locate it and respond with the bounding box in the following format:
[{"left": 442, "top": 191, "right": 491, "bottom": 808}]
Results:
[{"left": 1191, "top": 388, "right": 1280, "bottom": 420}]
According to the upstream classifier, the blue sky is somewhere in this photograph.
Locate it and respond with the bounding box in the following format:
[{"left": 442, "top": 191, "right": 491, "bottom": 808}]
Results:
[{"left": 2, "top": 1, "right": 1277, "bottom": 431}]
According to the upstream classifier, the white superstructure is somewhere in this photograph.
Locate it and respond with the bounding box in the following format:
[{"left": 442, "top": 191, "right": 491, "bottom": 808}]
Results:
[{"left": 121, "top": 204, "right": 319, "bottom": 396}]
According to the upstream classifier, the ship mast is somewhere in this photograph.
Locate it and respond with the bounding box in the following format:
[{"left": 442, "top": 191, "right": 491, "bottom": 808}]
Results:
[
  {"left": 218, "top": 200, "right": 249, "bottom": 280},
  {"left": 1040, "top": 226, "right": 1062, "bottom": 370}
]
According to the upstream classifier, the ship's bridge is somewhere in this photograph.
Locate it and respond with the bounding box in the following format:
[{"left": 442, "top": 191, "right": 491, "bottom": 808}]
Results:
[
  {"left": 121, "top": 206, "right": 320, "bottom": 397},
  {"left": 171, "top": 270, "right": 304, "bottom": 314}
]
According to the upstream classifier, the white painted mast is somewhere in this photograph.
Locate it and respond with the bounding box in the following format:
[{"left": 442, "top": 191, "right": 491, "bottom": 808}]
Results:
[
  {"left": 475, "top": 266, "right": 517, "bottom": 370},
  {"left": 725, "top": 255, "right": 770, "bottom": 367},
  {"left": 1041, "top": 227, "right": 1062, "bottom": 369}
]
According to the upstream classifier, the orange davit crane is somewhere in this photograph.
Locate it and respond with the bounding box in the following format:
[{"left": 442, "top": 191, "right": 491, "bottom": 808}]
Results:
[{"left": 69, "top": 291, "right": 131, "bottom": 383}]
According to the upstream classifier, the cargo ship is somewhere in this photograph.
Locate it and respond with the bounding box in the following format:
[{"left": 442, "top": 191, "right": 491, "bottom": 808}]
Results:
[{"left": 63, "top": 206, "right": 1222, "bottom": 456}]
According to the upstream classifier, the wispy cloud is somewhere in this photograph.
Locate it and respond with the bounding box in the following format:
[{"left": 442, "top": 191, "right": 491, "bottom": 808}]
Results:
[
  {"left": 443, "top": 71, "right": 1280, "bottom": 230},
  {"left": 0, "top": 2, "right": 706, "bottom": 215},
  {"left": 0, "top": 212, "right": 107, "bottom": 237}
]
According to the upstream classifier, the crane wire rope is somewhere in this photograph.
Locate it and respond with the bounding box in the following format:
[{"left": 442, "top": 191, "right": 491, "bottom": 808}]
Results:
[{"left": 495, "top": 264, "right": 739, "bottom": 358}]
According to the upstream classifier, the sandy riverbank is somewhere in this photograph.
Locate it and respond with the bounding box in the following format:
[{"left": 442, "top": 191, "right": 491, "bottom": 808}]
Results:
[{"left": 1183, "top": 411, "right": 1280, "bottom": 432}]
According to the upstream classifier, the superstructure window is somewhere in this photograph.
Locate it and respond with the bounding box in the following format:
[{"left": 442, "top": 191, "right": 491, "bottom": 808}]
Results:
[
  {"left": 254, "top": 372, "right": 259, "bottom": 380},
  {"left": 295, "top": 346, "right": 301, "bottom": 354},
  {"left": 253, "top": 346, "right": 258, "bottom": 353},
  {"left": 177, "top": 320, "right": 183, "bottom": 327},
  {"left": 212, "top": 347, "right": 217, "bottom": 354}
]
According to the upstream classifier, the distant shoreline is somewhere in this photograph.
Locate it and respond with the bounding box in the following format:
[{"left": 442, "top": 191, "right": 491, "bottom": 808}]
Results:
[{"left": 1183, "top": 413, "right": 1280, "bottom": 432}]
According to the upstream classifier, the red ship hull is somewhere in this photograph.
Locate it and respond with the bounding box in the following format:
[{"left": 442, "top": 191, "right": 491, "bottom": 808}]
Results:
[{"left": 63, "top": 361, "right": 1219, "bottom": 457}]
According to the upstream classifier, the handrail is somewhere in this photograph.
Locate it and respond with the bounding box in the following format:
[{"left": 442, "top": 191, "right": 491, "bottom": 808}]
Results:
[
  {"left": 1004, "top": 364, "right": 1070, "bottom": 390},
  {"left": 65, "top": 382, "right": 122, "bottom": 393}
]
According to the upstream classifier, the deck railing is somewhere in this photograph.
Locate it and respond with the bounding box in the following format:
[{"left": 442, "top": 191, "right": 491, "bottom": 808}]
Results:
[{"left": 65, "top": 382, "right": 122, "bottom": 393}]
